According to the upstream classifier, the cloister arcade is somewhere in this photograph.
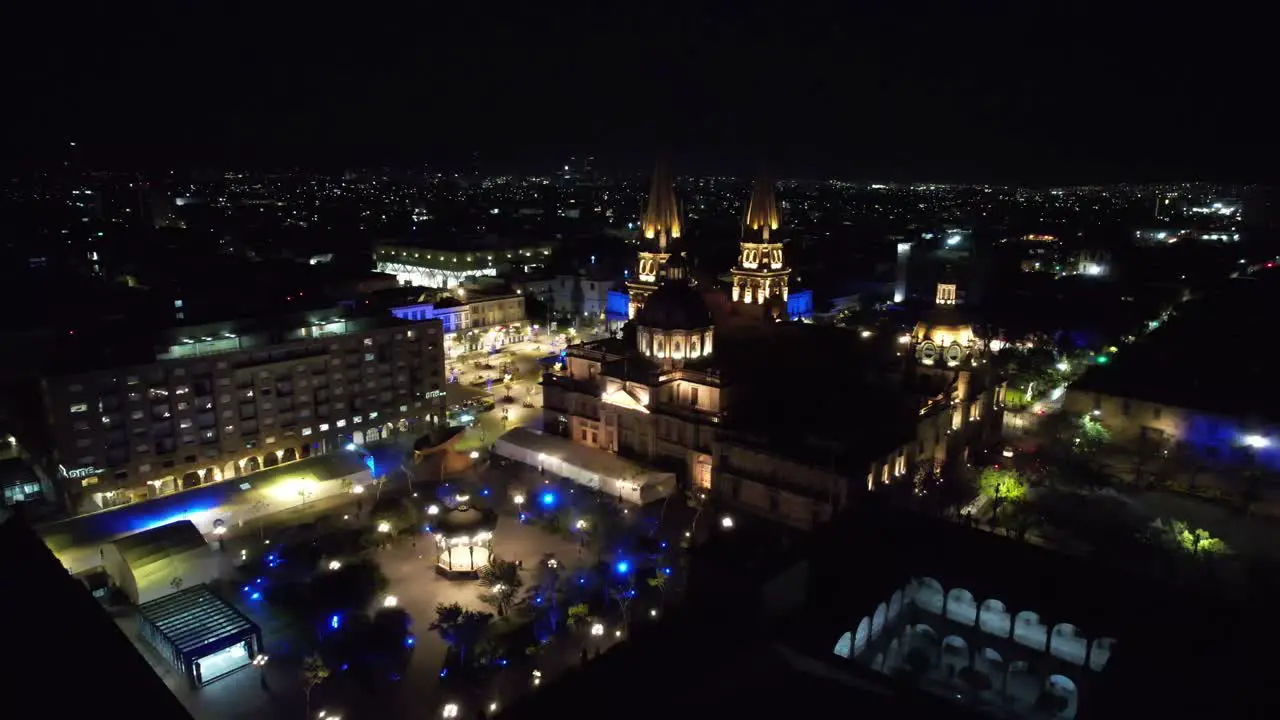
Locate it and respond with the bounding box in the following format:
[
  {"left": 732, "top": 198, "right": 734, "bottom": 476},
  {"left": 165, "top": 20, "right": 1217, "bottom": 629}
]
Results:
[{"left": 832, "top": 576, "right": 1118, "bottom": 718}]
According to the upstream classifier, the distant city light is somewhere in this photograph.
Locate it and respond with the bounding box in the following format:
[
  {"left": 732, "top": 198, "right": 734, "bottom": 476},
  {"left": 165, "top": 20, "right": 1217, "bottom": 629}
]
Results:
[{"left": 1243, "top": 435, "right": 1270, "bottom": 449}]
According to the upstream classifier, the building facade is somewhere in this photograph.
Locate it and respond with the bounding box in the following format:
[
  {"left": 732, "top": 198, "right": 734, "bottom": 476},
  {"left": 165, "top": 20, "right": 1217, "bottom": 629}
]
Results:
[
  {"left": 374, "top": 240, "right": 554, "bottom": 288},
  {"left": 390, "top": 291, "right": 528, "bottom": 357},
  {"left": 42, "top": 310, "right": 446, "bottom": 514}
]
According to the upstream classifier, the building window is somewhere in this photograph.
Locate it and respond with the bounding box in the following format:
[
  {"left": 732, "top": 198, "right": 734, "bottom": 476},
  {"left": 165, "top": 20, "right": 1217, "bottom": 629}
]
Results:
[
  {"left": 319, "top": 423, "right": 330, "bottom": 431},
  {"left": 690, "top": 387, "right": 699, "bottom": 407},
  {"left": 302, "top": 427, "right": 313, "bottom": 436},
  {"left": 70, "top": 403, "right": 88, "bottom": 414}
]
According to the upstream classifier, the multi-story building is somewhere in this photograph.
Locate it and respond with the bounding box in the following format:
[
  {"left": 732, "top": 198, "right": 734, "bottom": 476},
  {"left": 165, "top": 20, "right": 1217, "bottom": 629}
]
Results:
[
  {"left": 390, "top": 290, "right": 528, "bottom": 357},
  {"left": 374, "top": 238, "right": 555, "bottom": 288},
  {"left": 41, "top": 308, "right": 446, "bottom": 515},
  {"left": 516, "top": 272, "right": 619, "bottom": 323}
]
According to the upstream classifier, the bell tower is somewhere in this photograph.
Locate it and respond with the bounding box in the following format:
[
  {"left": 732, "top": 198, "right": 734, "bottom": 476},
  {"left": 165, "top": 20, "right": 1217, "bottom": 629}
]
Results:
[
  {"left": 626, "top": 158, "right": 681, "bottom": 318},
  {"left": 730, "top": 171, "right": 790, "bottom": 310}
]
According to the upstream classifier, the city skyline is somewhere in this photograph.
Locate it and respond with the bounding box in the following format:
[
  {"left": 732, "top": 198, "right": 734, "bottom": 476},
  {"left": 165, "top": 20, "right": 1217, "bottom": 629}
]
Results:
[{"left": 8, "top": 5, "right": 1273, "bottom": 182}]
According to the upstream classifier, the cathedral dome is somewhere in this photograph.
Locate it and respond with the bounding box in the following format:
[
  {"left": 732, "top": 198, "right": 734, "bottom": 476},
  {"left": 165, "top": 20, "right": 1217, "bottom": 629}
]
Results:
[{"left": 635, "top": 280, "right": 713, "bottom": 331}]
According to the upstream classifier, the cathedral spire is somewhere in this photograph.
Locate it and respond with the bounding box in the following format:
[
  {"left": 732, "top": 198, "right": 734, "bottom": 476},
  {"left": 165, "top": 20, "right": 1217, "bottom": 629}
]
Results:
[
  {"left": 743, "top": 170, "right": 780, "bottom": 241},
  {"left": 641, "top": 157, "right": 682, "bottom": 251}
]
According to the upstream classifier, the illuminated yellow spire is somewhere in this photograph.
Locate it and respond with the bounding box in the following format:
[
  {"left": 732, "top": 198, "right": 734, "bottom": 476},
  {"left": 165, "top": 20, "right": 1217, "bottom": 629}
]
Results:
[
  {"left": 641, "top": 158, "right": 682, "bottom": 251},
  {"left": 744, "top": 171, "right": 780, "bottom": 241}
]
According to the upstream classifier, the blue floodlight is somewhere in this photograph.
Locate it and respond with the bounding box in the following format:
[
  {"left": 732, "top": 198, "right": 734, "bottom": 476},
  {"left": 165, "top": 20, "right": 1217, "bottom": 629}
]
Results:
[
  {"left": 540, "top": 491, "right": 557, "bottom": 508},
  {"left": 614, "top": 560, "right": 631, "bottom": 575},
  {"left": 345, "top": 443, "right": 358, "bottom": 452},
  {"left": 405, "top": 635, "right": 416, "bottom": 647},
  {"left": 330, "top": 614, "right": 341, "bottom": 630}
]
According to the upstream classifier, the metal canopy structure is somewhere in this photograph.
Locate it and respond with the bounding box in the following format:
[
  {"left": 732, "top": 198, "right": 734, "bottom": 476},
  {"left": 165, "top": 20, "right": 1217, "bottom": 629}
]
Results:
[{"left": 138, "top": 584, "right": 262, "bottom": 687}]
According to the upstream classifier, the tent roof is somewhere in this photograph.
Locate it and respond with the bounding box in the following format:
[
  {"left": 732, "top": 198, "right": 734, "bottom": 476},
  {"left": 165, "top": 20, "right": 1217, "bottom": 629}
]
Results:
[
  {"left": 139, "top": 584, "right": 258, "bottom": 655},
  {"left": 495, "top": 427, "right": 669, "bottom": 485},
  {"left": 112, "top": 519, "right": 209, "bottom": 573},
  {"left": 0, "top": 510, "right": 193, "bottom": 718}
]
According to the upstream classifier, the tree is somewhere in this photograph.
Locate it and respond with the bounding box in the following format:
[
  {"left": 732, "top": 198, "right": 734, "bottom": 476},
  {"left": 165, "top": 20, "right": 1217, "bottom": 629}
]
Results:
[
  {"left": 683, "top": 489, "right": 708, "bottom": 548},
  {"left": 978, "top": 467, "right": 1028, "bottom": 506},
  {"left": 1077, "top": 416, "right": 1110, "bottom": 456},
  {"left": 430, "top": 602, "right": 492, "bottom": 669},
  {"left": 1159, "top": 519, "right": 1230, "bottom": 557},
  {"left": 646, "top": 568, "right": 668, "bottom": 606},
  {"left": 301, "top": 653, "right": 330, "bottom": 718},
  {"left": 478, "top": 557, "right": 523, "bottom": 617},
  {"left": 566, "top": 603, "right": 590, "bottom": 629}
]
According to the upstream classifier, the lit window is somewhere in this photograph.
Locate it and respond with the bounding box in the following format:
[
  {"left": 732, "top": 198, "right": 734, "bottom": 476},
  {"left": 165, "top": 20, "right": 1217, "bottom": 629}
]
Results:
[
  {"left": 302, "top": 427, "right": 312, "bottom": 436},
  {"left": 69, "top": 403, "right": 88, "bottom": 414},
  {"left": 369, "top": 412, "right": 379, "bottom": 419},
  {"left": 336, "top": 419, "right": 347, "bottom": 428},
  {"left": 353, "top": 415, "right": 363, "bottom": 424},
  {"left": 265, "top": 436, "right": 277, "bottom": 444},
  {"left": 319, "top": 423, "right": 330, "bottom": 431}
]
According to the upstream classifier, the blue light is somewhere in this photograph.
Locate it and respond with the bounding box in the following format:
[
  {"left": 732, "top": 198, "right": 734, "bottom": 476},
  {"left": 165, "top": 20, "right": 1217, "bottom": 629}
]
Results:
[
  {"left": 534, "top": 596, "right": 543, "bottom": 605},
  {"left": 540, "top": 491, "right": 557, "bottom": 508},
  {"left": 498, "top": 658, "right": 508, "bottom": 666},
  {"left": 365, "top": 455, "right": 376, "bottom": 474},
  {"left": 440, "top": 668, "right": 449, "bottom": 678},
  {"left": 614, "top": 560, "right": 630, "bottom": 575},
  {"left": 662, "top": 567, "right": 672, "bottom": 576},
  {"left": 255, "top": 577, "right": 264, "bottom": 584},
  {"left": 250, "top": 592, "right": 262, "bottom": 600},
  {"left": 330, "top": 614, "right": 341, "bottom": 630},
  {"left": 345, "top": 443, "right": 358, "bottom": 452},
  {"left": 481, "top": 488, "right": 490, "bottom": 496},
  {"left": 519, "top": 512, "right": 528, "bottom": 522},
  {"left": 405, "top": 635, "right": 415, "bottom": 647},
  {"left": 242, "top": 585, "right": 250, "bottom": 592},
  {"left": 660, "top": 541, "right": 668, "bottom": 549},
  {"left": 341, "top": 664, "right": 349, "bottom": 671}
]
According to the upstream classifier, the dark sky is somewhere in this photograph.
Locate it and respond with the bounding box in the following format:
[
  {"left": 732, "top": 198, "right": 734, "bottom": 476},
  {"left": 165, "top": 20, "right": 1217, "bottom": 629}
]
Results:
[{"left": 8, "top": 3, "right": 1274, "bottom": 182}]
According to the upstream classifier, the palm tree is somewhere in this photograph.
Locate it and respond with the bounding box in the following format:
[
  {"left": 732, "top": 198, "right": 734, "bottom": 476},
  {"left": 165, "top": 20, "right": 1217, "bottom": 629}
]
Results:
[
  {"left": 430, "top": 602, "right": 492, "bottom": 668},
  {"left": 301, "top": 653, "right": 330, "bottom": 718},
  {"left": 478, "top": 557, "right": 523, "bottom": 616}
]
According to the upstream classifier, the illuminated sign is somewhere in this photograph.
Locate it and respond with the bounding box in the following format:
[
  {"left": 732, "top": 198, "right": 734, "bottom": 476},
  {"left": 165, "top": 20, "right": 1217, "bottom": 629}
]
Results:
[
  {"left": 59, "top": 464, "right": 103, "bottom": 479},
  {"left": 425, "top": 390, "right": 446, "bottom": 399}
]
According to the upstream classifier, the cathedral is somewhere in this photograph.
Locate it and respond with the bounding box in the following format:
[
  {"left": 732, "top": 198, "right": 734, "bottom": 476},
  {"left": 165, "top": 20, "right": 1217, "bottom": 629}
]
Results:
[{"left": 541, "top": 160, "right": 1005, "bottom": 530}]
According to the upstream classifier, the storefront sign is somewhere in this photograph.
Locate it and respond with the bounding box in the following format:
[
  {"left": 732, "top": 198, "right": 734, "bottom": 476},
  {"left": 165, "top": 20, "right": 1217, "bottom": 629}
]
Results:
[
  {"left": 60, "top": 464, "right": 103, "bottom": 479},
  {"left": 425, "top": 390, "right": 446, "bottom": 399}
]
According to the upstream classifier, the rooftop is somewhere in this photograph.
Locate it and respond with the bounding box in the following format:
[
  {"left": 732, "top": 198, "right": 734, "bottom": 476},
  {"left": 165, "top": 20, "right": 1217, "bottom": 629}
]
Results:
[
  {"left": 49, "top": 305, "right": 418, "bottom": 376},
  {"left": 0, "top": 511, "right": 192, "bottom": 718},
  {"left": 138, "top": 584, "right": 259, "bottom": 659},
  {"left": 1072, "top": 277, "right": 1278, "bottom": 420},
  {"left": 376, "top": 234, "right": 555, "bottom": 252}
]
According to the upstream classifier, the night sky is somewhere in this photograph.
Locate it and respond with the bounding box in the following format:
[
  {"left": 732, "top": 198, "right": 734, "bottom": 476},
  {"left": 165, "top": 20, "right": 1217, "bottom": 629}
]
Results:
[{"left": 8, "top": 3, "right": 1273, "bottom": 182}]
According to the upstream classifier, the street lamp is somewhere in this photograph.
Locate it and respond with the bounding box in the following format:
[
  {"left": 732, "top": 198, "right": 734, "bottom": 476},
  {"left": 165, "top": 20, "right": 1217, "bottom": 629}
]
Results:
[
  {"left": 328, "top": 560, "right": 342, "bottom": 571},
  {"left": 513, "top": 494, "right": 525, "bottom": 506},
  {"left": 590, "top": 623, "right": 604, "bottom": 637},
  {"left": 720, "top": 515, "right": 735, "bottom": 530},
  {"left": 427, "top": 504, "right": 440, "bottom": 516},
  {"left": 442, "top": 703, "right": 460, "bottom": 718},
  {"left": 377, "top": 521, "right": 392, "bottom": 534},
  {"left": 469, "top": 451, "right": 480, "bottom": 459},
  {"left": 383, "top": 595, "right": 399, "bottom": 608}
]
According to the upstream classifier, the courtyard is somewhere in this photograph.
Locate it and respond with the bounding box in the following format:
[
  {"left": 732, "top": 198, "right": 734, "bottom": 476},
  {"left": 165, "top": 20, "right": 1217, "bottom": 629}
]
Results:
[{"left": 113, "top": 450, "right": 684, "bottom": 720}]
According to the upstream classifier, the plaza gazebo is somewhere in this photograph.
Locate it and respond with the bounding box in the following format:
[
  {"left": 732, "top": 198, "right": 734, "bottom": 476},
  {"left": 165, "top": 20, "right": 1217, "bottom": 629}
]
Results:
[{"left": 432, "top": 505, "right": 498, "bottom": 576}]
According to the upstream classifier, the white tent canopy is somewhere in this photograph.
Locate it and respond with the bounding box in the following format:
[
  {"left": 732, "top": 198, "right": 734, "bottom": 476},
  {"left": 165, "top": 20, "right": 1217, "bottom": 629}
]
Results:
[
  {"left": 493, "top": 427, "right": 676, "bottom": 505},
  {"left": 102, "top": 520, "right": 218, "bottom": 605}
]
